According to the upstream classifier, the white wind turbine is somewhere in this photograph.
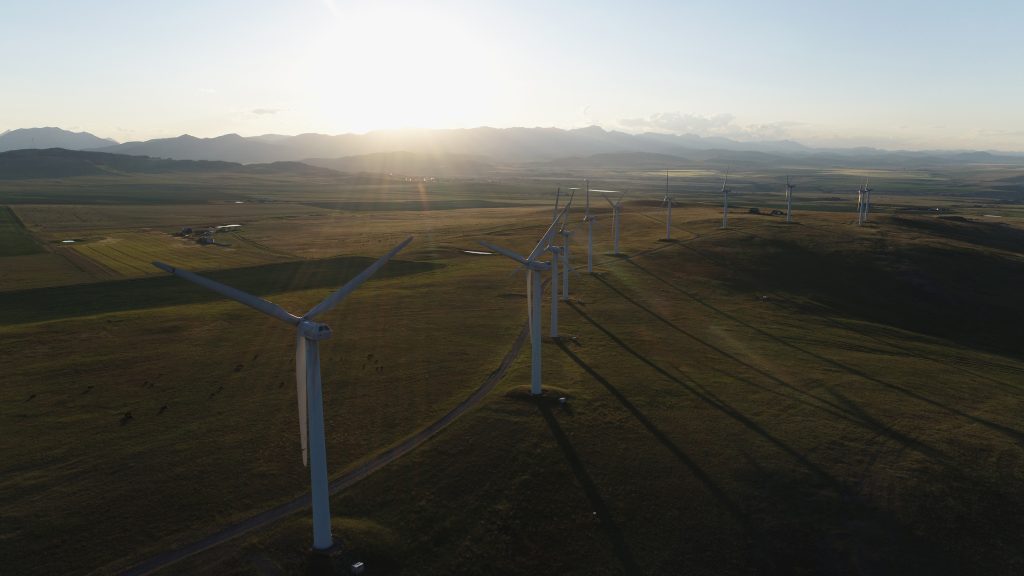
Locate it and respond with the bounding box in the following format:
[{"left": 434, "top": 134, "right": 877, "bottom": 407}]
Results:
[
  {"left": 856, "top": 179, "right": 872, "bottom": 225},
  {"left": 152, "top": 236, "right": 413, "bottom": 551},
  {"left": 480, "top": 205, "right": 569, "bottom": 395},
  {"left": 721, "top": 171, "right": 732, "bottom": 229},
  {"left": 559, "top": 188, "right": 578, "bottom": 301},
  {"left": 548, "top": 188, "right": 574, "bottom": 335},
  {"left": 598, "top": 190, "right": 625, "bottom": 254},
  {"left": 862, "top": 179, "right": 873, "bottom": 224},
  {"left": 663, "top": 171, "right": 673, "bottom": 240},
  {"left": 785, "top": 176, "right": 796, "bottom": 223},
  {"left": 583, "top": 179, "right": 596, "bottom": 273}
]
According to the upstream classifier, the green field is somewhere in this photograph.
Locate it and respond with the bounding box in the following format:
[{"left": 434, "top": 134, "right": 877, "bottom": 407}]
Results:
[{"left": 2, "top": 166, "right": 1024, "bottom": 575}]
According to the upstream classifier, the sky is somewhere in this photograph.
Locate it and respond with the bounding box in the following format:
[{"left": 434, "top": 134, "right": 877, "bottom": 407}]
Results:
[{"left": 2, "top": 0, "right": 1022, "bottom": 150}]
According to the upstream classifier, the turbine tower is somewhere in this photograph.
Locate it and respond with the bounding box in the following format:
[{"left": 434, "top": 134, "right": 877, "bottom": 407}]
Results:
[
  {"left": 785, "top": 176, "right": 796, "bottom": 223},
  {"left": 583, "top": 179, "right": 596, "bottom": 273},
  {"left": 480, "top": 205, "right": 569, "bottom": 395},
  {"left": 152, "top": 236, "right": 413, "bottom": 552},
  {"left": 601, "top": 191, "right": 625, "bottom": 254},
  {"left": 559, "top": 188, "right": 578, "bottom": 301},
  {"left": 721, "top": 171, "right": 732, "bottom": 229}
]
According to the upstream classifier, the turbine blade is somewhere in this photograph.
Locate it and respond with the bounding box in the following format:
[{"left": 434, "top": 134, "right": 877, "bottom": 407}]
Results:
[
  {"left": 605, "top": 195, "right": 615, "bottom": 208},
  {"left": 152, "top": 261, "right": 300, "bottom": 325},
  {"left": 296, "top": 333, "right": 309, "bottom": 467},
  {"left": 303, "top": 236, "right": 413, "bottom": 319},
  {"left": 560, "top": 189, "right": 576, "bottom": 229},
  {"left": 528, "top": 204, "right": 570, "bottom": 261},
  {"left": 479, "top": 240, "right": 529, "bottom": 265},
  {"left": 553, "top": 187, "right": 561, "bottom": 220}
]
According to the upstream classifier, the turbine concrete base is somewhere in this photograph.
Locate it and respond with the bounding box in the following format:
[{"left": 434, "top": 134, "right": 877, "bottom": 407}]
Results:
[{"left": 306, "top": 539, "right": 345, "bottom": 576}]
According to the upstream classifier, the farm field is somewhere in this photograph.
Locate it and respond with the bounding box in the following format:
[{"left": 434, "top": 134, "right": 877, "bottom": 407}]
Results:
[{"left": 2, "top": 168, "right": 1024, "bottom": 575}]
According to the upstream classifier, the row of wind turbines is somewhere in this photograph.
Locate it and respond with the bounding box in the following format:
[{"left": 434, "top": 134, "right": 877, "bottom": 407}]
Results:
[{"left": 148, "top": 173, "right": 876, "bottom": 553}]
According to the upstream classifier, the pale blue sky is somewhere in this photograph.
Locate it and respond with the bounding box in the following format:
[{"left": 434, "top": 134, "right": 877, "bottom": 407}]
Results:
[{"left": 2, "top": 0, "right": 1022, "bottom": 149}]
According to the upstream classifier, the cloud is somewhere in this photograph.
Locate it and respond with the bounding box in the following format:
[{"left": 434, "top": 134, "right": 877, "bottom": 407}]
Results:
[
  {"left": 617, "top": 112, "right": 802, "bottom": 141},
  {"left": 251, "top": 108, "right": 283, "bottom": 116}
]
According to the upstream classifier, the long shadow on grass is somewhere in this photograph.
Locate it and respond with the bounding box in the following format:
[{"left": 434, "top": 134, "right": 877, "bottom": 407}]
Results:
[
  {"left": 555, "top": 339, "right": 747, "bottom": 523},
  {"left": 0, "top": 256, "right": 442, "bottom": 325},
  {"left": 776, "top": 295, "right": 1024, "bottom": 394},
  {"left": 537, "top": 401, "right": 640, "bottom": 574},
  {"left": 566, "top": 301, "right": 843, "bottom": 492},
  {"left": 622, "top": 259, "right": 1024, "bottom": 447},
  {"left": 593, "top": 274, "right": 874, "bottom": 426}
]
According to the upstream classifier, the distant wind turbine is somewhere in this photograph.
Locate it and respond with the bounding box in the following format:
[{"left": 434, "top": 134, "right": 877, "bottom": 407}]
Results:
[
  {"left": 785, "top": 176, "right": 796, "bottom": 223},
  {"left": 721, "top": 171, "right": 732, "bottom": 229},
  {"left": 583, "top": 179, "right": 596, "bottom": 273},
  {"left": 663, "top": 171, "right": 673, "bottom": 240},
  {"left": 862, "top": 179, "right": 873, "bottom": 224},
  {"left": 559, "top": 187, "right": 578, "bottom": 301},
  {"left": 602, "top": 191, "right": 625, "bottom": 254},
  {"left": 480, "top": 205, "right": 569, "bottom": 394},
  {"left": 152, "top": 236, "right": 413, "bottom": 552},
  {"left": 856, "top": 179, "right": 873, "bottom": 225},
  {"left": 548, "top": 188, "right": 574, "bottom": 335}
]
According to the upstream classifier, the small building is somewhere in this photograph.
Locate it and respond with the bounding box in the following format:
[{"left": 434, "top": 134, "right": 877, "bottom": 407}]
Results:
[
  {"left": 178, "top": 226, "right": 193, "bottom": 236},
  {"left": 215, "top": 224, "right": 242, "bottom": 233}
]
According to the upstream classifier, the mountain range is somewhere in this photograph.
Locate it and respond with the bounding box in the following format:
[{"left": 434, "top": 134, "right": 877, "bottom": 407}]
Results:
[
  {"left": 0, "top": 127, "right": 115, "bottom": 152},
  {"left": 1, "top": 127, "right": 1022, "bottom": 178}
]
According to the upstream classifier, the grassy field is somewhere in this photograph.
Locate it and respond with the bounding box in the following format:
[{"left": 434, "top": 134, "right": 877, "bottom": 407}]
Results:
[
  {"left": 2, "top": 167, "right": 1024, "bottom": 575},
  {"left": 0, "top": 205, "right": 43, "bottom": 256}
]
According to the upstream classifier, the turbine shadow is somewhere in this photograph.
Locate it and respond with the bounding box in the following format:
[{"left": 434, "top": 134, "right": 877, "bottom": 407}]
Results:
[
  {"left": 554, "top": 339, "right": 747, "bottom": 523},
  {"left": 622, "top": 259, "right": 1024, "bottom": 447},
  {"left": 566, "top": 301, "right": 843, "bottom": 493},
  {"left": 537, "top": 401, "right": 640, "bottom": 574}
]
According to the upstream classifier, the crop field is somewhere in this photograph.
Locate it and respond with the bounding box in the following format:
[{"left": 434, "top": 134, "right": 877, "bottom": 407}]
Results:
[{"left": 2, "top": 167, "right": 1024, "bottom": 575}]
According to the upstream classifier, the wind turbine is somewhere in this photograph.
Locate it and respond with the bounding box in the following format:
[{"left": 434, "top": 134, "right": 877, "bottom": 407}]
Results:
[
  {"left": 721, "top": 171, "right": 732, "bottom": 229},
  {"left": 480, "top": 205, "right": 568, "bottom": 395},
  {"left": 785, "top": 176, "right": 796, "bottom": 223},
  {"left": 583, "top": 179, "right": 596, "bottom": 273},
  {"left": 599, "top": 190, "right": 625, "bottom": 254},
  {"left": 151, "top": 236, "right": 413, "bottom": 552},
  {"left": 862, "top": 179, "right": 873, "bottom": 223},
  {"left": 856, "top": 179, "right": 872, "bottom": 225},
  {"left": 663, "top": 171, "right": 673, "bottom": 240},
  {"left": 559, "top": 188, "right": 578, "bottom": 301},
  {"left": 548, "top": 188, "right": 574, "bottom": 335}
]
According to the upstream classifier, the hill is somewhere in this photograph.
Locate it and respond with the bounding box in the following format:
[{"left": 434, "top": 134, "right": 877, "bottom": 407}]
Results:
[
  {"left": 304, "top": 151, "right": 495, "bottom": 178},
  {"left": 0, "top": 148, "right": 340, "bottom": 179},
  {"left": 0, "top": 127, "right": 116, "bottom": 152}
]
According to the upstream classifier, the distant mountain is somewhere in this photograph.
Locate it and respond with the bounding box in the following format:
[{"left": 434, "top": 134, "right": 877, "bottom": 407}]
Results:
[
  {"left": 0, "top": 127, "right": 116, "bottom": 152},
  {"left": 0, "top": 125, "right": 985, "bottom": 171},
  {"left": 304, "top": 151, "right": 495, "bottom": 177},
  {"left": 89, "top": 126, "right": 817, "bottom": 165},
  {"left": 95, "top": 133, "right": 287, "bottom": 164},
  {"left": 537, "top": 152, "right": 691, "bottom": 169},
  {"left": 0, "top": 148, "right": 340, "bottom": 179}
]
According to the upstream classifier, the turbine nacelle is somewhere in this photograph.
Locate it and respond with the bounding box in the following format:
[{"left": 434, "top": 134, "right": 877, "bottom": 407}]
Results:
[{"left": 299, "top": 320, "right": 332, "bottom": 341}]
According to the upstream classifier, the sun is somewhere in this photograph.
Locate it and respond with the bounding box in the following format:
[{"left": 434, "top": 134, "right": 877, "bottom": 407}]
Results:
[{"left": 308, "top": 1, "right": 516, "bottom": 133}]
